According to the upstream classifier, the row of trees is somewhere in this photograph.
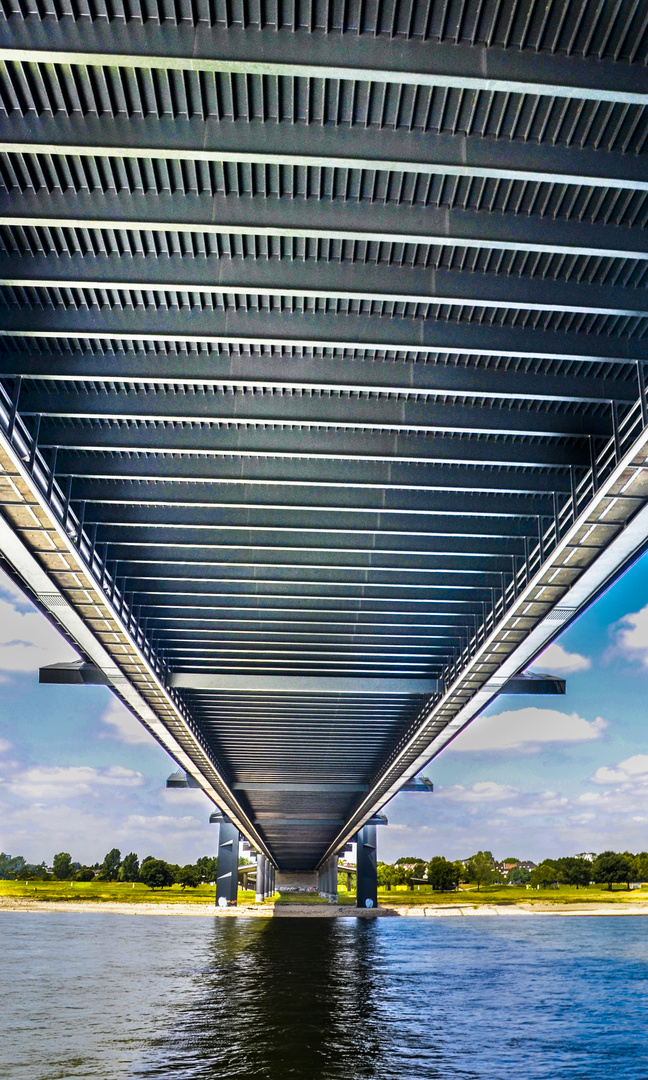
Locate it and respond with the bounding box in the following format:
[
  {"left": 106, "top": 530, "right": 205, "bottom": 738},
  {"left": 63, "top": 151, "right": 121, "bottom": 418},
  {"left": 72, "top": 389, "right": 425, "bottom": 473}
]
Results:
[
  {"left": 377, "top": 856, "right": 462, "bottom": 892},
  {"left": 376, "top": 850, "right": 648, "bottom": 892},
  {"left": 0, "top": 850, "right": 220, "bottom": 889},
  {"left": 531, "top": 852, "right": 645, "bottom": 890},
  {"left": 377, "top": 851, "right": 513, "bottom": 892}
]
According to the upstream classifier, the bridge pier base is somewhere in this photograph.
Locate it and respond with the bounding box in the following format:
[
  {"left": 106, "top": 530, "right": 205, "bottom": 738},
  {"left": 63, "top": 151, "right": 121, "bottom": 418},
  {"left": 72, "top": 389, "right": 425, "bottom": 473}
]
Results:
[
  {"left": 356, "top": 824, "right": 378, "bottom": 909},
  {"left": 216, "top": 820, "right": 240, "bottom": 907}
]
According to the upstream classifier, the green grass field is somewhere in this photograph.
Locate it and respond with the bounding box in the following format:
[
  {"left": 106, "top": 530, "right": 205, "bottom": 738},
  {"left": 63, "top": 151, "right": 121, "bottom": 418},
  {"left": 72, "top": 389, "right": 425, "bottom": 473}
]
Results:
[
  {"left": 2, "top": 880, "right": 647, "bottom": 907},
  {"left": 0, "top": 880, "right": 261, "bottom": 905},
  {"left": 373, "top": 883, "right": 648, "bottom": 905}
]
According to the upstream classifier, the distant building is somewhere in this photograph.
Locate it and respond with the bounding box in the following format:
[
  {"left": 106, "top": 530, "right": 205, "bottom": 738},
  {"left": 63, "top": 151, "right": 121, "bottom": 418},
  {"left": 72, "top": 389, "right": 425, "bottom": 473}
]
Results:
[
  {"left": 574, "top": 852, "right": 596, "bottom": 862},
  {"left": 496, "top": 859, "right": 536, "bottom": 878}
]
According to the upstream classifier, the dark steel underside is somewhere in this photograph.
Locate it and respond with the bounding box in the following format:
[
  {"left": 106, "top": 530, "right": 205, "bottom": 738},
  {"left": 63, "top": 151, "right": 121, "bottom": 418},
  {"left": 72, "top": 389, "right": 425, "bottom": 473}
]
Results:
[{"left": 2, "top": 0, "right": 648, "bottom": 869}]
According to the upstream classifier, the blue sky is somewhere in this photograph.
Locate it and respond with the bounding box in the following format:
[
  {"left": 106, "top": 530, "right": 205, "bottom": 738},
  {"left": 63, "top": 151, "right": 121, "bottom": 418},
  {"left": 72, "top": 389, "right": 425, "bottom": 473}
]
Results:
[{"left": 1, "top": 557, "right": 648, "bottom": 867}]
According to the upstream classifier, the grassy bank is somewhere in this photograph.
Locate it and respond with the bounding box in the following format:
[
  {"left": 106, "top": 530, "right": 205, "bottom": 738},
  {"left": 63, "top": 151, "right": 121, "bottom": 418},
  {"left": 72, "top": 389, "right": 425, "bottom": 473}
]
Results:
[
  {"left": 373, "top": 883, "right": 648, "bottom": 906},
  {"left": 2, "top": 880, "right": 648, "bottom": 907},
  {"left": 0, "top": 880, "right": 262, "bottom": 905}
]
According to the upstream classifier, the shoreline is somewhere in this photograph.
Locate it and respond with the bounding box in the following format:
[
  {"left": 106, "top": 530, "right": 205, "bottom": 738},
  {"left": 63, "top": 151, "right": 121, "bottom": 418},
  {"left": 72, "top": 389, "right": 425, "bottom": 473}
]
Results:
[{"left": 3, "top": 898, "right": 648, "bottom": 918}]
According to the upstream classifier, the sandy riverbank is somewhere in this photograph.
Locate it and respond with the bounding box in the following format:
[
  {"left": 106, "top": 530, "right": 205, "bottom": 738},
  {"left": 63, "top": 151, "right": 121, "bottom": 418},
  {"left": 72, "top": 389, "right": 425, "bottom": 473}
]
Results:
[{"left": 3, "top": 898, "right": 648, "bottom": 917}]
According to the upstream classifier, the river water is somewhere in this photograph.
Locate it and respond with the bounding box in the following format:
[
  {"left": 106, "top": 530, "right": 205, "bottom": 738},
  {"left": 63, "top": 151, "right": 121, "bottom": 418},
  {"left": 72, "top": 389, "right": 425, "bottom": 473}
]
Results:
[{"left": 2, "top": 912, "right": 648, "bottom": 1079}]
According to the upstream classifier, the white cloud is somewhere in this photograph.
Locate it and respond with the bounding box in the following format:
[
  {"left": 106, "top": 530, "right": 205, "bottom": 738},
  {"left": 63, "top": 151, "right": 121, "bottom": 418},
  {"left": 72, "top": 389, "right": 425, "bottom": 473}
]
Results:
[
  {"left": 448, "top": 706, "right": 607, "bottom": 753},
  {"left": 161, "top": 786, "right": 208, "bottom": 806},
  {"left": 0, "top": 737, "right": 12, "bottom": 753},
  {"left": 441, "top": 781, "right": 518, "bottom": 803},
  {"left": 98, "top": 699, "right": 153, "bottom": 745},
  {"left": 0, "top": 800, "right": 214, "bottom": 866},
  {"left": 2, "top": 764, "right": 145, "bottom": 801},
  {"left": 590, "top": 754, "right": 648, "bottom": 786},
  {"left": 124, "top": 813, "right": 204, "bottom": 834},
  {"left": 613, "top": 604, "right": 648, "bottom": 666},
  {"left": 530, "top": 642, "right": 591, "bottom": 675}
]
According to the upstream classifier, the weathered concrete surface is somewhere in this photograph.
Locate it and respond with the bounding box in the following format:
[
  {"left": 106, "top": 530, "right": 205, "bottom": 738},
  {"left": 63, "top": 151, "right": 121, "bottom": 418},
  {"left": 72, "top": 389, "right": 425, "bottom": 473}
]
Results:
[{"left": 275, "top": 871, "right": 318, "bottom": 892}]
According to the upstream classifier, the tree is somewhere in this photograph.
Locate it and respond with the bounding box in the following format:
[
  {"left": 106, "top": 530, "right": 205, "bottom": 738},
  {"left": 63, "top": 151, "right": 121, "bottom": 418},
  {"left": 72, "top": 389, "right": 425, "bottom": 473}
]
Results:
[
  {"left": 632, "top": 852, "right": 648, "bottom": 882},
  {"left": 592, "top": 851, "right": 633, "bottom": 891},
  {"left": 74, "top": 867, "right": 95, "bottom": 882},
  {"left": 427, "top": 856, "right": 460, "bottom": 892},
  {"left": 16, "top": 864, "right": 41, "bottom": 880},
  {"left": 0, "top": 853, "right": 26, "bottom": 879},
  {"left": 100, "top": 848, "right": 122, "bottom": 881},
  {"left": 139, "top": 859, "right": 175, "bottom": 890},
  {"left": 119, "top": 853, "right": 140, "bottom": 882},
  {"left": 377, "top": 862, "right": 392, "bottom": 890},
  {"left": 555, "top": 857, "right": 591, "bottom": 888},
  {"left": 195, "top": 856, "right": 218, "bottom": 882},
  {"left": 465, "top": 851, "right": 495, "bottom": 891},
  {"left": 530, "top": 860, "right": 559, "bottom": 888},
  {"left": 53, "top": 852, "right": 74, "bottom": 880},
  {"left": 508, "top": 865, "right": 531, "bottom": 886},
  {"left": 176, "top": 865, "right": 200, "bottom": 889},
  {"left": 376, "top": 863, "right": 410, "bottom": 890}
]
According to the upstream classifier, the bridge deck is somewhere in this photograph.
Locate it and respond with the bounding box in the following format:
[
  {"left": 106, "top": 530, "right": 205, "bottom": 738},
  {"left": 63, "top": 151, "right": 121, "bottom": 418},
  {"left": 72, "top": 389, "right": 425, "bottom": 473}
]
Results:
[{"left": 2, "top": 0, "right": 648, "bottom": 869}]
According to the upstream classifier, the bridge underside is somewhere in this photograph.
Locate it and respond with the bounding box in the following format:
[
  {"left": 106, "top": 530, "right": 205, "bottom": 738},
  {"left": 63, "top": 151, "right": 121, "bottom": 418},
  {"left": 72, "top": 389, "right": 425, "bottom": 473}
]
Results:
[{"left": 2, "top": 0, "right": 648, "bottom": 870}]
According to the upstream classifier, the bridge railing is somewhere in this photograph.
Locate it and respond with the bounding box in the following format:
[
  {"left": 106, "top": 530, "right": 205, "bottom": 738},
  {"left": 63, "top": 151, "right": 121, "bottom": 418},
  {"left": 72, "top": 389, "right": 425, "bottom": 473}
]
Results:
[
  {"left": 441, "top": 380, "right": 648, "bottom": 695},
  {"left": 0, "top": 375, "right": 180, "bottom": 702}
]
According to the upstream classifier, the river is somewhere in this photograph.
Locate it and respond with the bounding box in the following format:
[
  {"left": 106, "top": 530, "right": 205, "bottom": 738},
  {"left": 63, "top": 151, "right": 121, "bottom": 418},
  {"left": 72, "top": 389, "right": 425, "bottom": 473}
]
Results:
[{"left": 2, "top": 912, "right": 648, "bottom": 1079}]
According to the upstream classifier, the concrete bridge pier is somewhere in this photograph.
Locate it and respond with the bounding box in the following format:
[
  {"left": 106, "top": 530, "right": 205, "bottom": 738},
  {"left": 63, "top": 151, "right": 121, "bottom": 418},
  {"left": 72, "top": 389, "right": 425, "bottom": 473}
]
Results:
[
  {"left": 255, "top": 853, "right": 266, "bottom": 903},
  {"left": 216, "top": 820, "right": 240, "bottom": 907},
  {"left": 318, "top": 855, "right": 338, "bottom": 902},
  {"left": 356, "top": 824, "right": 378, "bottom": 909}
]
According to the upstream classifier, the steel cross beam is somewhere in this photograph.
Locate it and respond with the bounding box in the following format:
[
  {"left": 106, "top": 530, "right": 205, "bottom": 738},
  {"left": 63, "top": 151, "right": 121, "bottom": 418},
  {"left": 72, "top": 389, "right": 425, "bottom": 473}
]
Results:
[
  {"left": 3, "top": 204, "right": 648, "bottom": 264},
  {"left": 0, "top": 15, "right": 646, "bottom": 100},
  {"left": 4, "top": 212, "right": 648, "bottom": 266},
  {"left": 0, "top": 361, "right": 640, "bottom": 408},
  {"left": 2, "top": 47, "right": 648, "bottom": 106},
  {"left": 2, "top": 328, "right": 642, "bottom": 369},
  {"left": 3, "top": 276, "right": 648, "bottom": 323},
  {"left": 1, "top": 140, "right": 647, "bottom": 193}
]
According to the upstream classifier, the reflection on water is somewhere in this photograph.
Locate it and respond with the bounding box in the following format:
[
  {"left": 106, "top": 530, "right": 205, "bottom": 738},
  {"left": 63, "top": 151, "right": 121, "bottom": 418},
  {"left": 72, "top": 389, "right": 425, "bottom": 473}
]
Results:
[
  {"left": 138, "top": 918, "right": 385, "bottom": 1080},
  {"left": 2, "top": 912, "right": 648, "bottom": 1080}
]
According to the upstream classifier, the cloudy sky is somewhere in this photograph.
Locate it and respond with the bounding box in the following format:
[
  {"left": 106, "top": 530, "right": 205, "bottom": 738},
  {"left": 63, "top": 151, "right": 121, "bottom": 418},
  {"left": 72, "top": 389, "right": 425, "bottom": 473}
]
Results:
[{"left": 1, "top": 555, "right": 648, "bottom": 867}]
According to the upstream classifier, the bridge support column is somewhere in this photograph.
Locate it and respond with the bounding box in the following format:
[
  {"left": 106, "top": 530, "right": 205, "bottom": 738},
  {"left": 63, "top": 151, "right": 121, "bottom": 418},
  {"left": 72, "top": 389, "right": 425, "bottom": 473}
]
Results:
[
  {"left": 256, "top": 853, "right": 266, "bottom": 903},
  {"left": 216, "top": 820, "right": 240, "bottom": 907},
  {"left": 318, "top": 854, "right": 338, "bottom": 902},
  {"left": 356, "top": 824, "right": 378, "bottom": 909}
]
